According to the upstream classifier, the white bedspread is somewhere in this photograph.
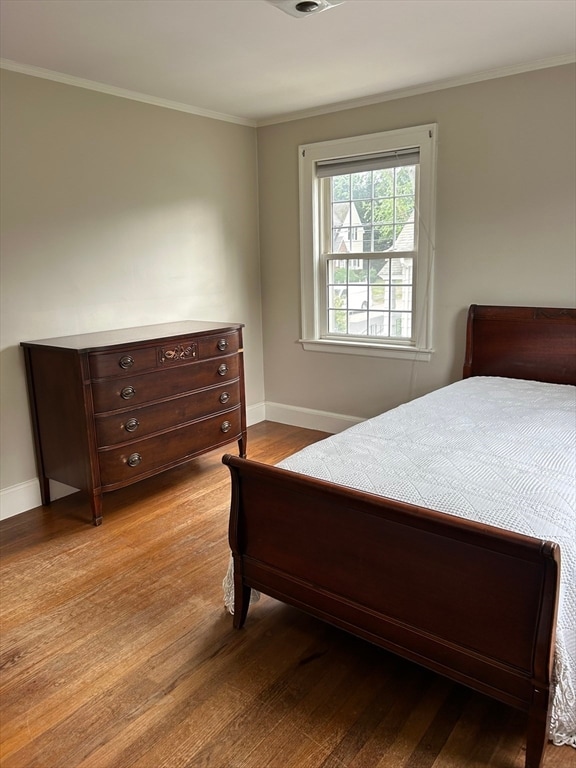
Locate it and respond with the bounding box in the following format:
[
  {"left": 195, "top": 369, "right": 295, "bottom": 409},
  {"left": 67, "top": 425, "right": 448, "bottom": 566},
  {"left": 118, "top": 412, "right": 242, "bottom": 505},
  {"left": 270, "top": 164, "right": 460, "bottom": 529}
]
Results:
[{"left": 277, "top": 377, "right": 575, "bottom": 746}]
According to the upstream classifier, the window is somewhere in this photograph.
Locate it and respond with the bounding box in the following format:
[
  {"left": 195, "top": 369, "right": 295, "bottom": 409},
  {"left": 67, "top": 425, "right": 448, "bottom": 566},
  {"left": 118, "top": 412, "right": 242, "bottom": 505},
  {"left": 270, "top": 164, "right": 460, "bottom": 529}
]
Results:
[{"left": 299, "top": 124, "right": 437, "bottom": 360}]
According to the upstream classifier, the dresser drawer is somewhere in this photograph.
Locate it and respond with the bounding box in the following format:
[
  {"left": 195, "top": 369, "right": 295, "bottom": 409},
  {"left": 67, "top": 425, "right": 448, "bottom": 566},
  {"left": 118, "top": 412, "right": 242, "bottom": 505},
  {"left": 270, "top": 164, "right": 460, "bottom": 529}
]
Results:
[
  {"left": 89, "top": 339, "right": 199, "bottom": 379},
  {"left": 94, "top": 381, "right": 240, "bottom": 447},
  {"left": 197, "top": 331, "right": 241, "bottom": 359},
  {"left": 89, "top": 331, "right": 240, "bottom": 380},
  {"left": 91, "top": 354, "right": 240, "bottom": 413},
  {"left": 98, "top": 407, "right": 242, "bottom": 487}
]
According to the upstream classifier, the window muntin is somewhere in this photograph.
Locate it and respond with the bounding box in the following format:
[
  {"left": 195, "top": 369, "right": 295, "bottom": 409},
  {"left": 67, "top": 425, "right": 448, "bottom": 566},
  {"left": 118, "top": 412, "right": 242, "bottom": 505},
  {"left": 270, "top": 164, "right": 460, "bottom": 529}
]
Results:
[{"left": 299, "top": 125, "right": 436, "bottom": 359}]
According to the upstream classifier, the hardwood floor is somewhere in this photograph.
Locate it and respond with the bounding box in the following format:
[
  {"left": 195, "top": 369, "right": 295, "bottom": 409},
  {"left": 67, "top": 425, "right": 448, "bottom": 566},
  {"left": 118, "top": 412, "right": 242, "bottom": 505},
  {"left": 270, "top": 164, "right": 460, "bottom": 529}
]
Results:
[{"left": 1, "top": 422, "right": 573, "bottom": 768}]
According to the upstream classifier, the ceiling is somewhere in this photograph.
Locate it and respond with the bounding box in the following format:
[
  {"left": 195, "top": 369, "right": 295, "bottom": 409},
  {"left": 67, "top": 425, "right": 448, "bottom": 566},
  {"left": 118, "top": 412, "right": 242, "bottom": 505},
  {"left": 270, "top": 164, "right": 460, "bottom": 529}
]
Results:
[{"left": 1, "top": 0, "right": 575, "bottom": 125}]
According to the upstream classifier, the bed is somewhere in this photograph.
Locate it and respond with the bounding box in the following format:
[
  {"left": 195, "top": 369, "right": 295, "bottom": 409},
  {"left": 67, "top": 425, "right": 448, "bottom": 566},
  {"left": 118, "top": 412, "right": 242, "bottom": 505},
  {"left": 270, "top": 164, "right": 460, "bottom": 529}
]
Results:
[{"left": 222, "top": 304, "right": 576, "bottom": 768}]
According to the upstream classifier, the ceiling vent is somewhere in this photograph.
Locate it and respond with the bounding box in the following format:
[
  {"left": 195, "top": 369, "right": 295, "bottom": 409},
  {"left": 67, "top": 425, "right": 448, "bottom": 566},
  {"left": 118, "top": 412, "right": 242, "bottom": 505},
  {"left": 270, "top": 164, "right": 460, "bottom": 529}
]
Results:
[{"left": 265, "top": 0, "right": 345, "bottom": 19}]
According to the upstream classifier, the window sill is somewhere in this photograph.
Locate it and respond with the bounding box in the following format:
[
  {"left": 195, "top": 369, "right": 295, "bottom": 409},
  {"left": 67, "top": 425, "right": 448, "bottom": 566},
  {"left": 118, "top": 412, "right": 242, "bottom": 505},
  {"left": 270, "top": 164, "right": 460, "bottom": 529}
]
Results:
[{"left": 299, "top": 338, "right": 433, "bottom": 361}]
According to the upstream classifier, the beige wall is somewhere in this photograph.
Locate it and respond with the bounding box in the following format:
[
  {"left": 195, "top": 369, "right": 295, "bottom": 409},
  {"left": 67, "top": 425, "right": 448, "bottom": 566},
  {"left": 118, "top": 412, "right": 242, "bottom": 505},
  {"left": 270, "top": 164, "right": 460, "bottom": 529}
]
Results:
[
  {"left": 1, "top": 63, "right": 575, "bottom": 516},
  {"left": 0, "top": 70, "right": 264, "bottom": 510},
  {"left": 258, "top": 64, "right": 576, "bottom": 421}
]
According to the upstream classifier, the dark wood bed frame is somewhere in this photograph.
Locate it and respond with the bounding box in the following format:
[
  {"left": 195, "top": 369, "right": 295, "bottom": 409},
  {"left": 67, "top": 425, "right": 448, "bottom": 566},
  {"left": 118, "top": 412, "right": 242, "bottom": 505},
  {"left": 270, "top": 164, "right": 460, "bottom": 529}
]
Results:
[{"left": 223, "top": 305, "right": 576, "bottom": 768}]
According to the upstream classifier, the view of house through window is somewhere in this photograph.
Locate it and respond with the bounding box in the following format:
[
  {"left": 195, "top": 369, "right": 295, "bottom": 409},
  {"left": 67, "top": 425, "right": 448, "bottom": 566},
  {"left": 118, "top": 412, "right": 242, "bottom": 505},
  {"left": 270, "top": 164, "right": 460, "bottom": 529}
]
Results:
[{"left": 325, "top": 163, "right": 416, "bottom": 340}]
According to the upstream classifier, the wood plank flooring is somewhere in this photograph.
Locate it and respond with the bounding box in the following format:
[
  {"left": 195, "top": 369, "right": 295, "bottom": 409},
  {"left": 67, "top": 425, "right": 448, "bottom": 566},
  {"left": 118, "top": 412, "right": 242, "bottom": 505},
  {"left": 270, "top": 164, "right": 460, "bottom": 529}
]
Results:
[{"left": 1, "top": 421, "right": 573, "bottom": 768}]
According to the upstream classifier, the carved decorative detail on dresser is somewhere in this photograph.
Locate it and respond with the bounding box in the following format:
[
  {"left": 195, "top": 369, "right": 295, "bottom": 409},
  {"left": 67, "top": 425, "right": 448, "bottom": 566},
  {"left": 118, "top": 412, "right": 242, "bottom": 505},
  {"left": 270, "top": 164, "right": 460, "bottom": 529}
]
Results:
[
  {"left": 21, "top": 321, "right": 247, "bottom": 525},
  {"left": 158, "top": 343, "right": 197, "bottom": 363}
]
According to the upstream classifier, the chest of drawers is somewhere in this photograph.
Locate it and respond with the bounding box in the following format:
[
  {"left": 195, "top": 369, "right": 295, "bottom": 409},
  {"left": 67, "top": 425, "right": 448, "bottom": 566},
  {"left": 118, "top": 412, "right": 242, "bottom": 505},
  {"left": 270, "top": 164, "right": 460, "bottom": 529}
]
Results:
[{"left": 21, "top": 321, "right": 246, "bottom": 525}]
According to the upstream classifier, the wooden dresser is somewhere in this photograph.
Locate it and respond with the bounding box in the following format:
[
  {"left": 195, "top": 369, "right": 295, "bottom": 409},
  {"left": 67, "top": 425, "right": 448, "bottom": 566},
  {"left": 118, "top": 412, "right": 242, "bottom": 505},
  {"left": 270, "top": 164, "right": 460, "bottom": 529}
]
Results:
[{"left": 21, "top": 321, "right": 246, "bottom": 525}]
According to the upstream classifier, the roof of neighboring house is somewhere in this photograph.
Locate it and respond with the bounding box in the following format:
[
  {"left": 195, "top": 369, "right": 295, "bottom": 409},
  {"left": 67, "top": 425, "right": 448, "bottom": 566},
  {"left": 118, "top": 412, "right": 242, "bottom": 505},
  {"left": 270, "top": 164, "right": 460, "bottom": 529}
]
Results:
[
  {"left": 332, "top": 202, "right": 363, "bottom": 228},
  {"left": 392, "top": 221, "right": 414, "bottom": 251},
  {"left": 332, "top": 203, "right": 415, "bottom": 255}
]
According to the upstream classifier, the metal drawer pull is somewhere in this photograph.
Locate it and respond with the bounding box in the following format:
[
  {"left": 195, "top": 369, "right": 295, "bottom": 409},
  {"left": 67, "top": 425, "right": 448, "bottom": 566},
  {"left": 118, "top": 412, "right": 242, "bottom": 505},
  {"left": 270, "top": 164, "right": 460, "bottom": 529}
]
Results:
[
  {"left": 127, "top": 452, "right": 142, "bottom": 467},
  {"left": 221, "top": 421, "right": 232, "bottom": 433},
  {"left": 125, "top": 418, "right": 140, "bottom": 433},
  {"left": 217, "top": 338, "right": 228, "bottom": 351},
  {"left": 217, "top": 363, "right": 228, "bottom": 376},
  {"left": 219, "top": 391, "right": 230, "bottom": 404},
  {"left": 119, "top": 355, "right": 134, "bottom": 369},
  {"left": 121, "top": 386, "right": 136, "bottom": 400}
]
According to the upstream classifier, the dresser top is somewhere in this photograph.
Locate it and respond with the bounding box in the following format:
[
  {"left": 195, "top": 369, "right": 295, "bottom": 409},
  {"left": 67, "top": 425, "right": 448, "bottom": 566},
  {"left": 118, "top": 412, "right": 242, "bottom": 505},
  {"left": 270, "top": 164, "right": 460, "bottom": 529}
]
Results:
[{"left": 21, "top": 320, "right": 243, "bottom": 353}]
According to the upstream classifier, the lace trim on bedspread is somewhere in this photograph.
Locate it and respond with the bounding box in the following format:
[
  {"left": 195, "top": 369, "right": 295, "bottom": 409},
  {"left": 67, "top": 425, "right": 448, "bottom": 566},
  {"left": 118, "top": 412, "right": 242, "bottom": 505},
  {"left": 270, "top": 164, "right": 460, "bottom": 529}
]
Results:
[
  {"left": 222, "top": 554, "right": 259, "bottom": 615},
  {"left": 550, "top": 638, "right": 576, "bottom": 746}
]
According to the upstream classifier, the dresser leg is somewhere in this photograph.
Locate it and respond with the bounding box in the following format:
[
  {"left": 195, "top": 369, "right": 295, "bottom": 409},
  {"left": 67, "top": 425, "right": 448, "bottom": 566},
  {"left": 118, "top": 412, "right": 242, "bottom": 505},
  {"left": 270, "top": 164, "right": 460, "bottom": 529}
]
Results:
[
  {"left": 39, "top": 476, "right": 51, "bottom": 506},
  {"left": 238, "top": 434, "right": 247, "bottom": 459},
  {"left": 90, "top": 493, "right": 103, "bottom": 526}
]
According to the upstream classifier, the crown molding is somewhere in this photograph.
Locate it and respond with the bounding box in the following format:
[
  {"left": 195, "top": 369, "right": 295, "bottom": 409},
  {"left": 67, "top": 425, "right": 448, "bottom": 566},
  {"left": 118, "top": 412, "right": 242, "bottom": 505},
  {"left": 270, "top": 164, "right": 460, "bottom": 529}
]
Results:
[
  {"left": 255, "top": 54, "right": 576, "bottom": 126},
  {"left": 0, "top": 58, "right": 257, "bottom": 127},
  {"left": 2, "top": 53, "right": 573, "bottom": 129}
]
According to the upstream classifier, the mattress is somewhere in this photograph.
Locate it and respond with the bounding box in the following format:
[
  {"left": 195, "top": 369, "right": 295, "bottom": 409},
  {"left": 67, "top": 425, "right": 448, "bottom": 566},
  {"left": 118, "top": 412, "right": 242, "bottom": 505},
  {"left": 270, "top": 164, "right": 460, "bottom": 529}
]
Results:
[{"left": 276, "top": 376, "right": 575, "bottom": 746}]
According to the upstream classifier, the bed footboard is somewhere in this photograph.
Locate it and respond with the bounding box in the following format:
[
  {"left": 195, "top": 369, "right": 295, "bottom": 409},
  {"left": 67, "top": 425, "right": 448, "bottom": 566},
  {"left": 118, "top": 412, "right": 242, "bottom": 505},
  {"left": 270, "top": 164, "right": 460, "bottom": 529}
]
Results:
[{"left": 223, "top": 454, "right": 560, "bottom": 768}]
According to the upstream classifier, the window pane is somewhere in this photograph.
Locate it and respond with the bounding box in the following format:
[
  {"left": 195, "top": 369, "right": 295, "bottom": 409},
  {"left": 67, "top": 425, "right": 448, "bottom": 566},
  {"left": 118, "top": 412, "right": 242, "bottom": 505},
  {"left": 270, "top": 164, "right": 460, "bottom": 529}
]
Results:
[
  {"left": 349, "top": 264, "right": 368, "bottom": 283},
  {"left": 373, "top": 168, "right": 394, "bottom": 198},
  {"left": 390, "top": 312, "right": 412, "bottom": 338},
  {"left": 375, "top": 197, "right": 394, "bottom": 225},
  {"left": 328, "top": 259, "right": 347, "bottom": 284},
  {"left": 328, "top": 285, "right": 347, "bottom": 309},
  {"left": 395, "top": 166, "right": 416, "bottom": 195},
  {"left": 378, "top": 258, "right": 390, "bottom": 283},
  {"left": 332, "top": 201, "right": 350, "bottom": 227},
  {"left": 347, "top": 285, "right": 368, "bottom": 310},
  {"left": 332, "top": 175, "right": 350, "bottom": 202},
  {"left": 391, "top": 258, "right": 411, "bottom": 284},
  {"left": 369, "top": 311, "right": 389, "bottom": 337},
  {"left": 391, "top": 285, "right": 412, "bottom": 310},
  {"left": 393, "top": 222, "right": 415, "bottom": 251},
  {"left": 382, "top": 287, "right": 391, "bottom": 309},
  {"left": 368, "top": 284, "right": 385, "bottom": 309},
  {"left": 355, "top": 199, "right": 372, "bottom": 225},
  {"left": 351, "top": 171, "right": 372, "bottom": 200},
  {"left": 374, "top": 225, "right": 394, "bottom": 252},
  {"left": 328, "top": 309, "right": 347, "bottom": 333},
  {"left": 369, "top": 258, "right": 386, "bottom": 279},
  {"left": 348, "top": 310, "right": 368, "bottom": 336},
  {"left": 333, "top": 227, "right": 352, "bottom": 252},
  {"left": 395, "top": 198, "right": 414, "bottom": 224}
]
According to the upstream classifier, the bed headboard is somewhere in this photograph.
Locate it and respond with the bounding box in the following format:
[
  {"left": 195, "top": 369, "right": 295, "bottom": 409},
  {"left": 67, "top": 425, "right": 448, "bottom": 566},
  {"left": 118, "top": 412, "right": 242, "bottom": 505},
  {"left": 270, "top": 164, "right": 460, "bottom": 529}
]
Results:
[{"left": 463, "top": 304, "right": 576, "bottom": 385}]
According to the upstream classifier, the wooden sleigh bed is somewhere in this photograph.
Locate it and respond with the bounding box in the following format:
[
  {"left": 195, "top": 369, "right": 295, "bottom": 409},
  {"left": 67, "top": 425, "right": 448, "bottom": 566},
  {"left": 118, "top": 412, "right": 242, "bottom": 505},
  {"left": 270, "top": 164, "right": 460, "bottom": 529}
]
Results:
[{"left": 223, "top": 305, "right": 576, "bottom": 768}]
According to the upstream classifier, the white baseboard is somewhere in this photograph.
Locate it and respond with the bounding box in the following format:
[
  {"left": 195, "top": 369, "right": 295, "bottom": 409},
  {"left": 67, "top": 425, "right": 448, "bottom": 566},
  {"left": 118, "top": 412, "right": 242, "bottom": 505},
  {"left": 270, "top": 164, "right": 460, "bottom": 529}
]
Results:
[
  {"left": 264, "top": 402, "right": 362, "bottom": 434},
  {"left": 0, "top": 478, "right": 78, "bottom": 521},
  {"left": 246, "top": 401, "right": 266, "bottom": 426},
  {"left": 0, "top": 400, "right": 358, "bottom": 521}
]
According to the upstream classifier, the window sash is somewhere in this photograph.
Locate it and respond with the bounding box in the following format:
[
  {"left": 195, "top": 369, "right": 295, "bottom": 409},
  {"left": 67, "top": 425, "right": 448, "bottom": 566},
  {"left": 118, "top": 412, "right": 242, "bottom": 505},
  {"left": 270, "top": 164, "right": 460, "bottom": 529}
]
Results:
[
  {"left": 321, "top": 167, "right": 419, "bottom": 256},
  {"left": 321, "top": 252, "right": 417, "bottom": 343}
]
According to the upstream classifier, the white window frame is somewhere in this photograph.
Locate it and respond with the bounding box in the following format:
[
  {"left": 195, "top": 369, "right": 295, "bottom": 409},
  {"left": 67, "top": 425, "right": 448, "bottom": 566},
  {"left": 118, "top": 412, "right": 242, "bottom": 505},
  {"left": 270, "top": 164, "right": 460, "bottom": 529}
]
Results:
[{"left": 298, "top": 124, "right": 437, "bottom": 360}]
